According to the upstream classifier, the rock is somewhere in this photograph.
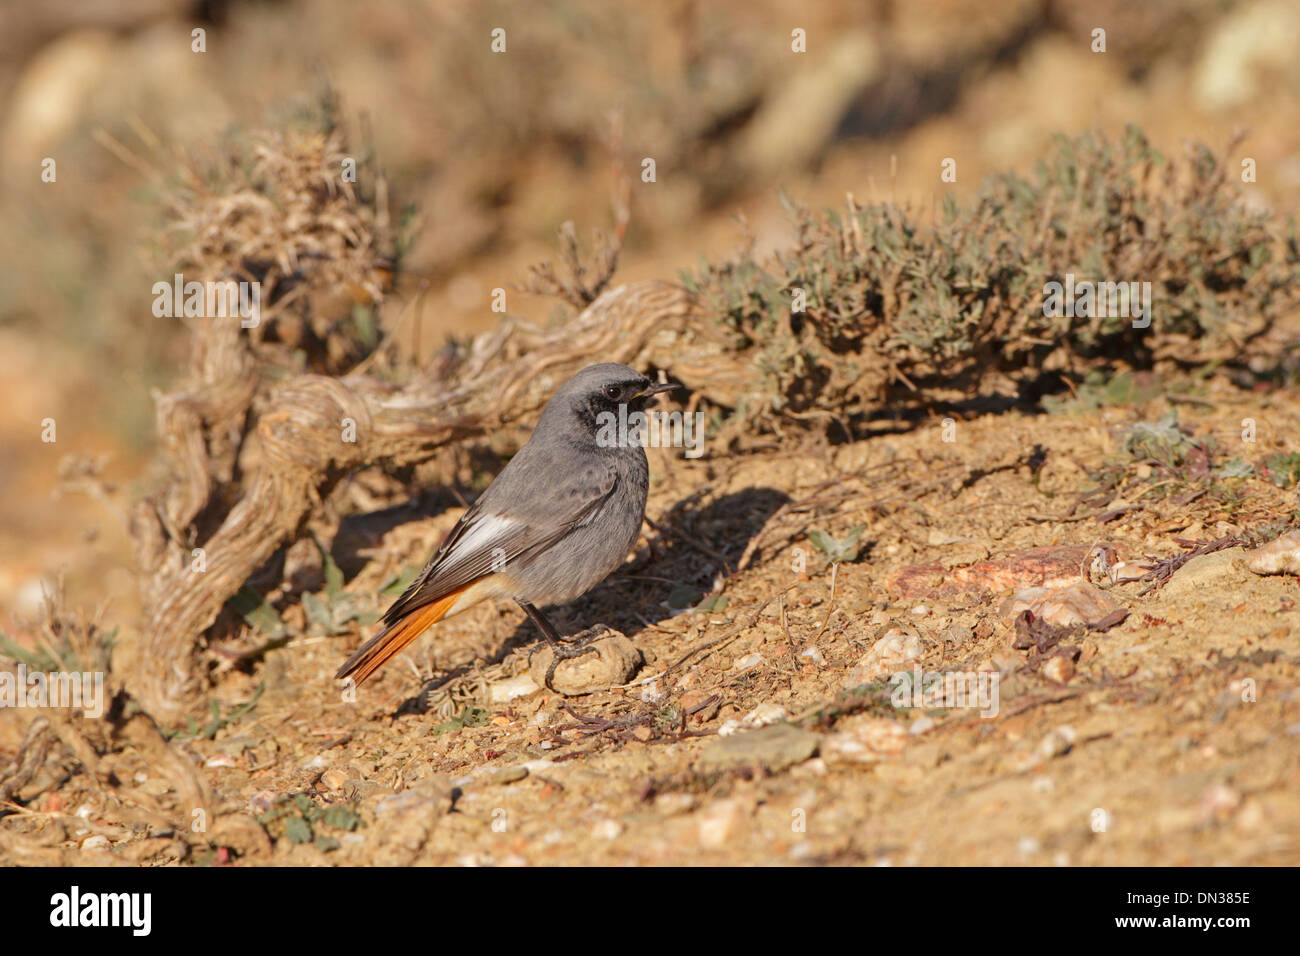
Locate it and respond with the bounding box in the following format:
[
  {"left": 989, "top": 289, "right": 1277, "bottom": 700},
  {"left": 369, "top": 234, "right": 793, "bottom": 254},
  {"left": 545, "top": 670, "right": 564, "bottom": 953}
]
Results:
[
  {"left": 1038, "top": 725, "right": 1077, "bottom": 760},
  {"left": 1242, "top": 531, "right": 1300, "bottom": 576},
  {"left": 679, "top": 689, "right": 721, "bottom": 722},
  {"left": 1156, "top": 550, "right": 1249, "bottom": 601},
  {"left": 696, "top": 722, "right": 822, "bottom": 774},
  {"left": 342, "top": 779, "right": 392, "bottom": 801},
  {"left": 696, "top": 798, "right": 747, "bottom": 848},
  {"left": 373, "top": 781, "right": 453, "bottom": 817},
  {"left": 654, "top": 793, "right": 698, "bottom": 816},
  {"left": 247, "top": 790, "right": 277, "bottom": 815},
  {"left": 845, "top": 628, "right": 924, "bottom": 685},
  {"left": 822, "top": 717, "right": 908, "bottom": 765},
  {"left": 941, "top": 624, "right": 974, "bottom": 645},
  {"left": 476, "top": 765, "right": 528, "bottom": 786},
  {"left": 799, "top": 646, "right": 826, "bottom": 665},
  {"left": 591, "top": 819, "right": 624, "bottom": 840},
  {"left": 1041, "top": 655, "right": 1075, "bottom": 685},
  {"left": 370, "top": 779, "right": 455, "bottom": 865},
  {"left": 888, "top": 545, "right": 1095, "bottom": 600},
  {"left": 909, "top": 716, "right": 936, "bottom": 735},
  {"left": 731, "top": 652, "right": 764, "bottom": 672},
  {"left": 528, "top": 630, "right": 642, "bottom": 697},
  {"left": 739, "top": 702, "right": 788, "bottom": 729},
  {"left": 1107, "top": 560, "right": 1155, "bottom": 583},
  {"left": 716, "top": 719, "right": 742, "bottom": 737},
  {"left": 1000, "top": 580, "right": 1125, "bottom": 629},
  {"left": 487, "top": 673, "right": 541, "bottom": 703}
]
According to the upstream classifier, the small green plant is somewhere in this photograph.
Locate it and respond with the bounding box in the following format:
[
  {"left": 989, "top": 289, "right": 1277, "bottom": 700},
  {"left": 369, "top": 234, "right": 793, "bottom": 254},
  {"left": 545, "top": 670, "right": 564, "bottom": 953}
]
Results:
[
  {"left": 1042, "top": 369, "right": 1163, "bottom": 414},
  {"left": 168, "top": 683, "right": 265, "bottom": 741},
  {"left": 378, "top": 565, "right": 419, "bottom": 598},
  {"left": 1260, "top": 452, "right": 1300, "bottom": 489},
  {"left": 653, "top": 703, "right": 683, "bottom": 733},
  {"left": 1122, "top": 410, "right": 1200, "bottom": 468},
  {"left": 258, "top": 793, "right": 364, "bottom": 852},
  {"left": 432, "top": 706, "right": 492, "bottom": 735},
  {"left": 229, "top": 587, "right": 285, "bottom": 639},
  {"left": 302, "top": 536, "right": 380, "bottom": 636}
]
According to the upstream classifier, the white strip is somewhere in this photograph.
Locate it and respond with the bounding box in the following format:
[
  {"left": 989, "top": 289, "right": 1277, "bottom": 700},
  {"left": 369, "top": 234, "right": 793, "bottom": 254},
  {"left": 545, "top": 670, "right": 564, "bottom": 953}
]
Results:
[{"left": 443, "top": 512, "right": 520, "bottom": 567}]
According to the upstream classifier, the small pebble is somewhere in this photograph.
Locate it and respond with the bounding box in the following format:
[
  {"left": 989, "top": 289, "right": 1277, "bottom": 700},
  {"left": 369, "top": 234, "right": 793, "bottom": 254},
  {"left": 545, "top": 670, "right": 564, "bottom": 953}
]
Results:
[
  {"left": 1042, "top": 655, "right": 1075, "bottom": 685},
  {"left": 799, "top": 646, "right": 825, "bottom": 665},
  {"left": 740, "top": 703, "right": 788, "bottom": 729},
  {"left": 320, "top": 768, "right": 348, "bottom": 791},
  {"left": 697, "top": 799, "right": 744, "bottom": 848},
  {"left": 822, "top": 718, "right": 907, "bottom": 765},
  {"left": 654, "top": 793, "right": 698, "bottom": 816},
  {"left": 592, "top": 819, "right": 624, "bottom": 840},
  {"left": 942, "top": 624, "right": 974, "bottom": 645},
  {"left": 1038, "top": 725, "right": 1077, "bottom": 760},
  {"left": 909, "top": 716, "right": 936, "bottom": 735}
]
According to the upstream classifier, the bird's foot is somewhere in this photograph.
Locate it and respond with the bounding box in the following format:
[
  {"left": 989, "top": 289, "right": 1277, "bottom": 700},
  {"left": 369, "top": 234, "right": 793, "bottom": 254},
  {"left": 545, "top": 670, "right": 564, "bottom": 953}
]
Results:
[
  {"left": 542, "top": 624, "right": 610, "bottom": 691},
  {"left": 560, "top": 623, "right": 612, "bottom": 645}
]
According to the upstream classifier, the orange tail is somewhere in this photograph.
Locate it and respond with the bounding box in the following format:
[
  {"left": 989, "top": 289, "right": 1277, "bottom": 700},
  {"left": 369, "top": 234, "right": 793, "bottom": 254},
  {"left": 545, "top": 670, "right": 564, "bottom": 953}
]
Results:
[{"left": 335, "top": 587, "right": 465, "bottom": 685}]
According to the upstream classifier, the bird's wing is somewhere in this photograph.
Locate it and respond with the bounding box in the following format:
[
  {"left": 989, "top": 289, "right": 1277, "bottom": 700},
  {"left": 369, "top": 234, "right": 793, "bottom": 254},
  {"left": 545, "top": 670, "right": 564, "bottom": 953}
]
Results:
[{"left": 381, "top": 456, "right": 619, "bottom": 625}]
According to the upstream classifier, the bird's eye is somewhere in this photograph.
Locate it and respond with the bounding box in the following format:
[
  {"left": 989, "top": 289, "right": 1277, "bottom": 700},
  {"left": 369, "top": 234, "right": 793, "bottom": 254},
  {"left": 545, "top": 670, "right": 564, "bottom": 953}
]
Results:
[{"left": 604, "top": 384, "right": 621, "bottom": 400}]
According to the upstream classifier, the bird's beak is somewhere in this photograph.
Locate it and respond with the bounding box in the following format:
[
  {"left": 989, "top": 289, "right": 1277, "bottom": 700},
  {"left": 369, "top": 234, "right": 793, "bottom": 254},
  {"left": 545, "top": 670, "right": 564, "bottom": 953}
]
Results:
[{"left": 638, "top": 381, "right": 679, "bottom": 397}]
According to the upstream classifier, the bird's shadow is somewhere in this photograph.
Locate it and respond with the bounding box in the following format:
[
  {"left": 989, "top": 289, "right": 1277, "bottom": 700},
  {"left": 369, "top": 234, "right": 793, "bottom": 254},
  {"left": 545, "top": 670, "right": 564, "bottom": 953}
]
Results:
[{"left": 501, "top": 486, "right": 792, "bottom": 652}]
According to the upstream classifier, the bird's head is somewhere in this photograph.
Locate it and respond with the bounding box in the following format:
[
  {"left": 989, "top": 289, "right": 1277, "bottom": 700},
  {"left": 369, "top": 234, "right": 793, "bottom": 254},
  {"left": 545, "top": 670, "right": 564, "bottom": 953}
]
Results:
[{"left": 549, "top": 363, "right": 679, "bottom": 435}]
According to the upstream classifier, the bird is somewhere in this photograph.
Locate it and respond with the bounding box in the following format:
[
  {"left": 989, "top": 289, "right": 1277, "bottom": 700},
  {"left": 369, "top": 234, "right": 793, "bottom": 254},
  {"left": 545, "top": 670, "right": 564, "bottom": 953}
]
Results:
[{"left": 335, "top": 363, "right": 678, "bottom": 690}]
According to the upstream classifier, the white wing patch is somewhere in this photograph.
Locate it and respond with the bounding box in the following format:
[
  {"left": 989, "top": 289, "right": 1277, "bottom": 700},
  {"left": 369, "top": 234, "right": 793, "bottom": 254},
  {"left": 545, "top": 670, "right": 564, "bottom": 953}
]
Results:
[{"left": 441, "top": 512, "right": 522, "bottom": 569}]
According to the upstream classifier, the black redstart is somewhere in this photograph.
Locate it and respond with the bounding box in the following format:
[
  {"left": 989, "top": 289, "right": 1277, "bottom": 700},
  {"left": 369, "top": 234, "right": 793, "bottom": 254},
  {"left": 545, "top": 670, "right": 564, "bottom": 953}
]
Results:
[{"left": 335, "top": 363, "right": 678, "bottom": 689}]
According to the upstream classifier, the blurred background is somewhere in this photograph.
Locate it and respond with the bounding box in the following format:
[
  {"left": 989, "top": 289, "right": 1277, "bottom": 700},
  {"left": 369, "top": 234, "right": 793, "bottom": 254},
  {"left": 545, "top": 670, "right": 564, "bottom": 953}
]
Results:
[{"left": 2, "top": 0, "right": 1299, "bottom": 627}]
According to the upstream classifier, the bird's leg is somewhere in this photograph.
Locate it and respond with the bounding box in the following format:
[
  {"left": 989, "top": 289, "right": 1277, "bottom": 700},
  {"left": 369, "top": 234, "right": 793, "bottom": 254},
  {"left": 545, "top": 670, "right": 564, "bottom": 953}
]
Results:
[{"left": 516, "top": 600, "right": 603, "bottom": 691}]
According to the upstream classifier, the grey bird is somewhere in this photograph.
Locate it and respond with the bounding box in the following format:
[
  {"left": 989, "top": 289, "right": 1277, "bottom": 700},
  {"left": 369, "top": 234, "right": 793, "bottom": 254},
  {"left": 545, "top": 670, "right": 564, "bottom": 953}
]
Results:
[{"left": 335, "top": 363, "right": 677, "bottom": 689}]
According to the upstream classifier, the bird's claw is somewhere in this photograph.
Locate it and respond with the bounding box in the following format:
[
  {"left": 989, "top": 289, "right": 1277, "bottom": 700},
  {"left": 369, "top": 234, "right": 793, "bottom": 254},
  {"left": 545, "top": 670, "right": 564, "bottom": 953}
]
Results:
[{"left": 541, "top": 624, "right": 610, "bottom": 691}]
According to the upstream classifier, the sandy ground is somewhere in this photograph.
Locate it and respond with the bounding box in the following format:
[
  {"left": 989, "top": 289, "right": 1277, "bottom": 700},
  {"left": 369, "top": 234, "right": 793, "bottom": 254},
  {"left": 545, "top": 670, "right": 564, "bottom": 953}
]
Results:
[{"left": 3, "top": 372, "right": 1297, "bottom": 866}]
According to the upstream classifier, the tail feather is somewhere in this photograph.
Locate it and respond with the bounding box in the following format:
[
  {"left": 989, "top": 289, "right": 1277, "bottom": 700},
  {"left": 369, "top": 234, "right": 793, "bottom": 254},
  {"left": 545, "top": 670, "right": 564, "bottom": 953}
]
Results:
[{"left": 335, "top": 587, "right": 466, "bottom": 685}]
